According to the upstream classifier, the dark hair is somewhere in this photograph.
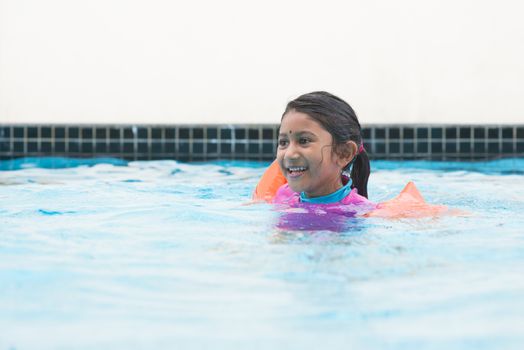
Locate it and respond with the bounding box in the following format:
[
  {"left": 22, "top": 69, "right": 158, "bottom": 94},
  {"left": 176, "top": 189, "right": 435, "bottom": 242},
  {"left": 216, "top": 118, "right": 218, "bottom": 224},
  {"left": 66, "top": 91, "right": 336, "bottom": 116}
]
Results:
[{"left": 282, "top": 91, "right": 371, "bottom": 198}]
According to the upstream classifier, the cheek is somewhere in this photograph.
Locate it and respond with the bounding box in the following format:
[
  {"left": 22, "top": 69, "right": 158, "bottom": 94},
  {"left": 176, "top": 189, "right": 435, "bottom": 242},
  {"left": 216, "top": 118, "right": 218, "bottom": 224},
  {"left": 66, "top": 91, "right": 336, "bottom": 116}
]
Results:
[
  {"left": 276, "top": 149, "right": 284, "bottom": 162},
  {"left": 276, "top": 151, "right": 286, "bottom": 170}
]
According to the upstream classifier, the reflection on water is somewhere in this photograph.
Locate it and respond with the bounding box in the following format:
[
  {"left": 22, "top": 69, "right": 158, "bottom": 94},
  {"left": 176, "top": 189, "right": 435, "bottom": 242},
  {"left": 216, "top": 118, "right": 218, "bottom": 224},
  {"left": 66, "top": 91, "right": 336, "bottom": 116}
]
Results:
[{"left": 275, "top": 207, "right": 367, "bottom": 233}]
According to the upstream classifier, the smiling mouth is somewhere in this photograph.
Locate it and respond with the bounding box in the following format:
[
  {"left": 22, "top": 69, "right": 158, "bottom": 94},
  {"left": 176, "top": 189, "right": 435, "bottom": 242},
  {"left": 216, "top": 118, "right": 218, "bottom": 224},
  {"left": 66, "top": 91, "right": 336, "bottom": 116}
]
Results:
[{"left": 286, "top": 166, "right": 308, "bottom": 178}]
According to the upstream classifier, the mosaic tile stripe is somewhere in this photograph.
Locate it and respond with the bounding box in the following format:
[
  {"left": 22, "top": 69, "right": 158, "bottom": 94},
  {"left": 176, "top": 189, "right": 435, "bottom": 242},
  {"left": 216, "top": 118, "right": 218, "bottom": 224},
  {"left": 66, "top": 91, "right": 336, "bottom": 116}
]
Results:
[{"left": 1, "top": 124, "right": 523, "bottom": 161}]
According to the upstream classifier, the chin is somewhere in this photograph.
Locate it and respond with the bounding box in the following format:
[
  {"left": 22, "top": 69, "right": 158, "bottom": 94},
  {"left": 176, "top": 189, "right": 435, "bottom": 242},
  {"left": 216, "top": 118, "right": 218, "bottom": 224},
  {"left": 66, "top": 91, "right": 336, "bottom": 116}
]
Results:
[{"left": 286, "top": 181, "right": 306, "bottom": 194}]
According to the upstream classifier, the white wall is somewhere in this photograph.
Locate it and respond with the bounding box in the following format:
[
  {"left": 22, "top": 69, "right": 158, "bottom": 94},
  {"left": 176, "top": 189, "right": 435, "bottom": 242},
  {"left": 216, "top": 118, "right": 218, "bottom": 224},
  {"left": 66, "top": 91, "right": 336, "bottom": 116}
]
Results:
[{"left": 1, "top": 0, "right": 523, "bottom": 125}]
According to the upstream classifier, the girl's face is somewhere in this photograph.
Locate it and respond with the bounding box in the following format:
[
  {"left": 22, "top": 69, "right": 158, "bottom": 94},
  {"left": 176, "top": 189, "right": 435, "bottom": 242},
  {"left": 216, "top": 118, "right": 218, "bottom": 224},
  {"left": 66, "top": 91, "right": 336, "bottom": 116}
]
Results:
[{"left": 277, "top": 111, "right": 352, "bottom": 198}]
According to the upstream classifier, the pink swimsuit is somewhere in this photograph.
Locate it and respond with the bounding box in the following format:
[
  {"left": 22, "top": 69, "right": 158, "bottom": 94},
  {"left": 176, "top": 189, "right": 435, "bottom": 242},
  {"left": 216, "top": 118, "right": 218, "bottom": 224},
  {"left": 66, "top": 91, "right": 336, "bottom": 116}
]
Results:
[{"left": 272, "top": 184, "right": 378, "bottom": 231}]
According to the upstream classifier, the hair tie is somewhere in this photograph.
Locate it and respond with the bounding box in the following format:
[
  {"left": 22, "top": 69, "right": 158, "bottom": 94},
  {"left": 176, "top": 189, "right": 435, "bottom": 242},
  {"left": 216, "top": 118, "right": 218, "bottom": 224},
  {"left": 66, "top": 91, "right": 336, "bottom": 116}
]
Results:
[{"left": 359, "top": 142, "right": 365, "bottom": 153}]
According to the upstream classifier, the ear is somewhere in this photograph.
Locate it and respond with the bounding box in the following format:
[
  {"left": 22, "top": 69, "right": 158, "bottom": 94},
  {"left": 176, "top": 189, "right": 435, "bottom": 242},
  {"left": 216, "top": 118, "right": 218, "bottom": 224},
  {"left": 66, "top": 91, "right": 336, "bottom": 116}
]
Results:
[{"left": 335, "top": 141, "right": 358, "bottom": 168}]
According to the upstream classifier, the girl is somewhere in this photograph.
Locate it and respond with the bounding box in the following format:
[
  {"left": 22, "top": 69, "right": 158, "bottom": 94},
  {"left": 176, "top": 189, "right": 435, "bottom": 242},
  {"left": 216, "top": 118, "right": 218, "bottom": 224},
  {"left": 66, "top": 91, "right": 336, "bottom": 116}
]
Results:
[
  {"left": 254, "top": 91, "right": 450, "bottom": 219},
  {"left": 255, "top": 91, "right": 372, "bottom": 207}
]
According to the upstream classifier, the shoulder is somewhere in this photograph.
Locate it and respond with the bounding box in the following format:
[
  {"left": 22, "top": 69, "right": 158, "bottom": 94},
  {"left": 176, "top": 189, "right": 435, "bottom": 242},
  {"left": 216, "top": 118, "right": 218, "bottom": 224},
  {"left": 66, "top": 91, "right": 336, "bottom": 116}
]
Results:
[{"left": 342, "top": 188, "right": 376, "bottom": 206}]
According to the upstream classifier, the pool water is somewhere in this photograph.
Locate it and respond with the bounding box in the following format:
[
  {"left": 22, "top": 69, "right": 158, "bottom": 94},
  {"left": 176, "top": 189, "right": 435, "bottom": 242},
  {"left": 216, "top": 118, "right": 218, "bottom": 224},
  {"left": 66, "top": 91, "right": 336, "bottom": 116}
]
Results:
[{"left": 1, "top": 158, "right": 523, "bottom": 349}]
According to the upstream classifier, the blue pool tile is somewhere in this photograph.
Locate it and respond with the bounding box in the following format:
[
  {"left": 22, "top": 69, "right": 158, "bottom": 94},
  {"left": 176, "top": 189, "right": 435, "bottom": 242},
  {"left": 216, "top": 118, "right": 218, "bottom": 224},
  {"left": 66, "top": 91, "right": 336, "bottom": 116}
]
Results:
[
  {"left": 41, "top": 142, "right": 52, "bottom": 152},
  {"left": 416, "top": 128, "right": 428, "bottom": 139},
  {"left": 81, "top": 128, "right": 93, "bottom": 139},
  {"left": 193, "top": 128, "right": 204, "bottom": 139},
  {"left": 109, "top": 143, "right": 121, "bottom": 153},
  {"left": 502, "top": 142, "right": 514, "bottom": 153},
  {"left": 193, "top": 142, "right": 204, "bottom": 154},
  {"left": 235, "top": 129, "right": 246, "bottom": 140},
  {"left": 220, "top": 143, "right": 232, "bottom": 154},
  {"left": 109, "top": 128, "right": 121, "bottom": 140},
  {"left": 431, "top": 142, "right": 443, "bottom": 153},
  {"left": 179, "top": 128, "right": 190, "bottom": 140},
  {"left": 403, "top": 141, "right": 414, "bottom": 153},
  {"left": 28, "top": 127, "right": 38, "bottom": 138},
  {"left": 122, "top": 142, "right": 136, "bottom": 154},
  {"left": 68, "top": 142, "right": 80, "bottom": 153},
  {"left": 206, "top": 128, "right": 218, "bottom": 139},
  {"left": 403, "top": 128, "right": 414, "bottom": 139},
  {"left": 95, "top": 143, "right": 107, "bottom": 153},
  {"left": 55, "top": 127, "right": 66, "bottom": 139},
  {"left": 389, "top": 142, "right": 400, "bottom": 154},
  {"left": 487, "top": 142, "right": 499, "bottom": 154},
  {"left": 41, "top": 127, "right": 52, "bottom": 138},
  {"left": 460, "top": 142, "right": 471, "bottom": 153},
  {"left": 487, "top": 127, "right": 499, "bottom": 139},
  {"left": 165, "top": 128, "right": 175, "bottom": 139},
  {"left": 81, "top": 143, "right": 93, "bottom": 153},
  {"left": 179, "top": 142, "right": 189, "bottom": 154},
  {"left": 14, "top": 127, "right": 24, "bottom": 138},
  {"left": 236, "top": 143, "right": 246, "bottom": 153},
  {"left": 459, "top": 127, "right": 471, "bottom": 139},
  {"left": 137, "top": 142, "right": 148, "bottom": 153},
  {"left": 27, "top": 142, "right": 38, "bottom": 153},
  {"left": 55, "top": 142, "right": 65, "bottom": 152},
  {"left": 151, "top": 142, "right": 162, "bottom": 153},
  {"left": 0, "top": 141, "right": 10, "bottom": 152},
  {"left": 417, "top": 142, "right": 429, "bottom": 153},
  {"left": 96, "top": 128, "right": 106, "bottom": 139},
  {"left": 137, "top": 128, "right": 148, "bottom": 139},
  {"left": 375, "top": 128, "right": 386, "bottom": 139},
  {"left": 68, "top": 128, "right": 79, "bottom": 138},
  {"left": 502, "top": 127, "right": 513, "bottom": 139},
  {"left": 165, "top": 142, "right": 175, "bottom": 153},
  {"left": 248, "top": 143, "right": 259, "bottom": 154},
  {"left": 431, "top": 127, "right": 442, "bottom": 139},
  {"left": 123, "top": 128, "right": 134, "bottom": 139},
  {"left": 14, "top": 141, "right": 24, "bottom": 152},
  {"left": 375, "top": 142, "right": 386, "bottom": 154},
  {"left": 445, "top": 127, "right": 457, "bottom": 139},
  {"left": 207, "top": 142, "right": 217, "bottom": 153},
  {"left": 262, "top": 128, "right": 273, "bottom": 140},
  {"left": 151, "top": 128, "right": 162, "bottom": 140},
  {"left": 0, "top": 127, "right": 11, "bottom": 138},
  {"left": 388, "top": 128, "right": 400, "bottom": 140},
  {"left": 220, "top": 128, "right": 232, "bottom": 140},
  {"left": 445, "top": 142, "right": 457, "bottom": 153},
  {"left": 262, "top": 143, "right": 274, "bottom": 154},
  {"left": 474, "top": 142, "right": 485, "bottom": 153},
  {"left": 474, "top": 127, "right": 485, "bottom": 139}
]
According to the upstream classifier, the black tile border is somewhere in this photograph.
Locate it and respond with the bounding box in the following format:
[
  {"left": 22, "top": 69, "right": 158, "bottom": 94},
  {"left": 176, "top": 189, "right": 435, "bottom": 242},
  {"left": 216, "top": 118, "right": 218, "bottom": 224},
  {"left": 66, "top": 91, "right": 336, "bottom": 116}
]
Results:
[{"left": 1, "top": 124, "right": 524, "bottom": 161}]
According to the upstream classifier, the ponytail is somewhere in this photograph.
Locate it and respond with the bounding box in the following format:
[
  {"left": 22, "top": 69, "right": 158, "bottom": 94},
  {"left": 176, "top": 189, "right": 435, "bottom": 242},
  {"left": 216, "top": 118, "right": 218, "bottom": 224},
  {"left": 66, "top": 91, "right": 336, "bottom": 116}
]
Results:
[{"left": 350, "top": 149, "right": 370, "bottom": 198}]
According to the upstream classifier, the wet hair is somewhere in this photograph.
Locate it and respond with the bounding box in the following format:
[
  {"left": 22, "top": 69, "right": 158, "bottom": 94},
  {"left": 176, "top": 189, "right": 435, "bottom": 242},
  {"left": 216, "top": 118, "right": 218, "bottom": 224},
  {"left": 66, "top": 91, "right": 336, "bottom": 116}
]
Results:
[{"left": 282, "top": 91, "right": 371, "bottom": 198}]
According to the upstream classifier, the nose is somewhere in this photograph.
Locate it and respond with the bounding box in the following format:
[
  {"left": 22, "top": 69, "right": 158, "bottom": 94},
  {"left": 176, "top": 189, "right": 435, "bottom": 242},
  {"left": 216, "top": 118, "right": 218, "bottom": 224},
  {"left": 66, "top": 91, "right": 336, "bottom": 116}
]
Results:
[{"left": 284, "top": 141, "right": 300, "bottom": 160}]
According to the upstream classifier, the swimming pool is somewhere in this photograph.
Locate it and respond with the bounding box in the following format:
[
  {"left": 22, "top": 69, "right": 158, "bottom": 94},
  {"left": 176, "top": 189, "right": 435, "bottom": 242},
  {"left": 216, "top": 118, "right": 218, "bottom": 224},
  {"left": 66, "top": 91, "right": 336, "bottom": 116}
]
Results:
[{"left": 1, "top": 158, "right": 523, "bottom": 349}]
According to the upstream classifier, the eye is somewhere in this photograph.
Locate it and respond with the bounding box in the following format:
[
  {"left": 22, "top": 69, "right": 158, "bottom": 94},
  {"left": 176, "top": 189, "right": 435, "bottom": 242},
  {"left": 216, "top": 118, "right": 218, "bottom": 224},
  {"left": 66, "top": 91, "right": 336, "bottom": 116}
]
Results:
[
  {"left": 299, "top": 137, "right": 311, "bottom": 145},
  {"left": 278, "top": 139, "right": 289, "bottom": 148}
]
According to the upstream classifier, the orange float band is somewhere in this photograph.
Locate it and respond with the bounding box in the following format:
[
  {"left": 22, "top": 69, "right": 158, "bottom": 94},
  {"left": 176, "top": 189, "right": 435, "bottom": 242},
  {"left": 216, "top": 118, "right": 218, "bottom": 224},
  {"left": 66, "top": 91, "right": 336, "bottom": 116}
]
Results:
[
  {"left": 364, "top": 181, "right": 449, "bottom": 219},
  {"left": 252, "top": 160, "right": 287, "bottom": 202}
]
